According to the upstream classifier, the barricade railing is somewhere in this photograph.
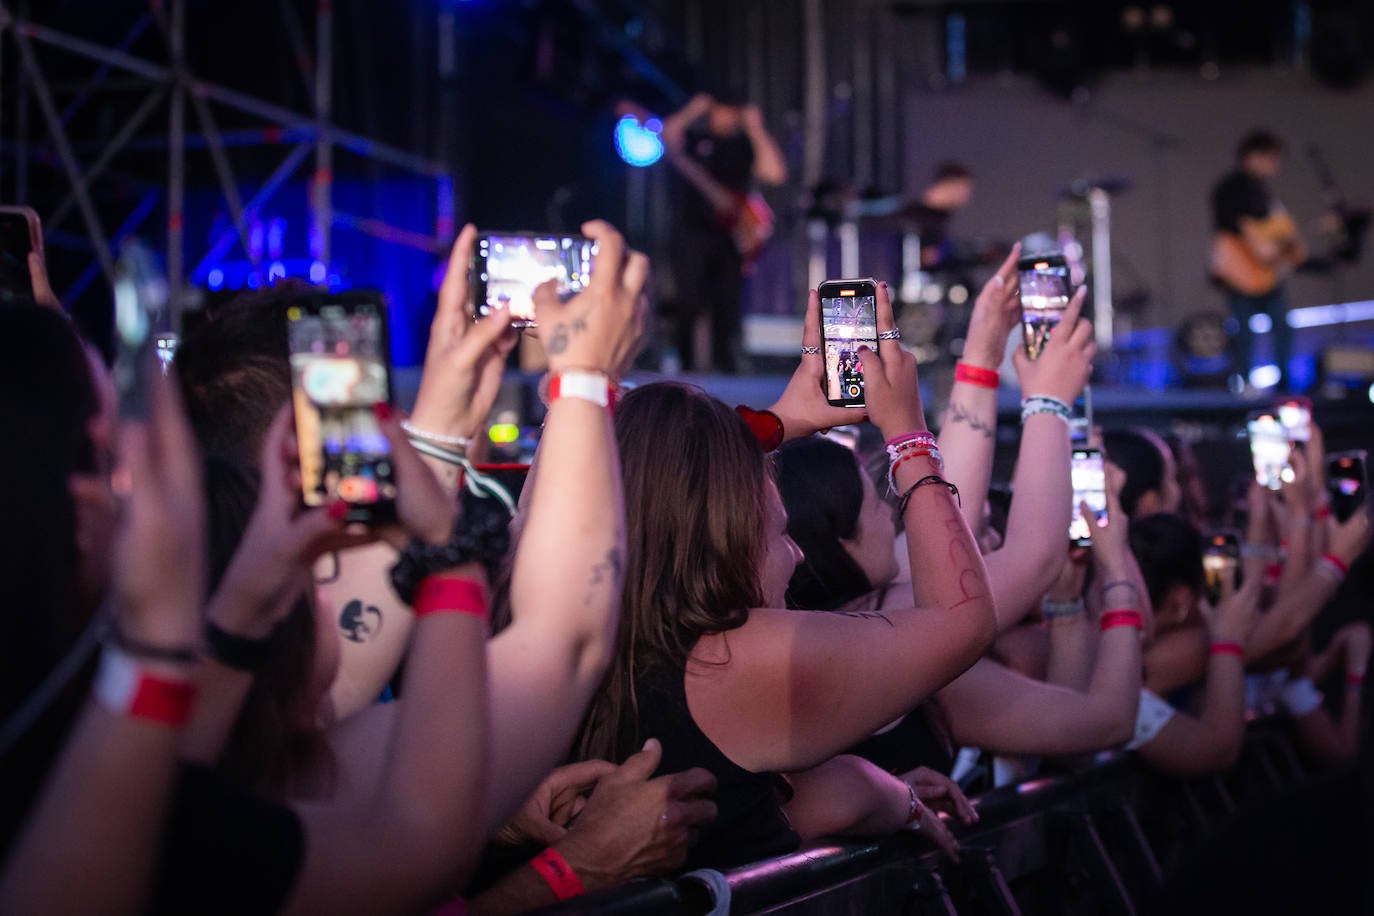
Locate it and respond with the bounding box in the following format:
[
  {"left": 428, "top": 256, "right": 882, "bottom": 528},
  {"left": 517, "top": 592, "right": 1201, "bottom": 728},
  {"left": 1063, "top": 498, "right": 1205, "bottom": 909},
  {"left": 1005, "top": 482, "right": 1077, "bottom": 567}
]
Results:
[{"left": 531, "top": 719, "right": 1326, "bottom": 915}]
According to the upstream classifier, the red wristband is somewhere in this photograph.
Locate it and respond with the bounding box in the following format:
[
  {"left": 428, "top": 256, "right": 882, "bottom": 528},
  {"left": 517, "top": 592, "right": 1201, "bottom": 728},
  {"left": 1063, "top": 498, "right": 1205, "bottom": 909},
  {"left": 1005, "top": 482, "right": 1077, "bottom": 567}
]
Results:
[
  {"left": 530, "top": 848, "right": 585, "bottom": 901},
  {"left": 94, "top": 648, "right": 196, "bottom": 727},
  {"left": 1210, "top": 641, "right": 1244, "bottom": 658},
  {"left": 1264, "top": 562, "right": 1285, "bottom": 584},
  {"left": 1347, "top": 671, "right": 1366, "bottom": 687},
  {"left": 1099, "top": 610, "right": 1144, "bottom": 633},
  {"left": 412, "top": 576, "right": 489, "bottom": 619},
  {"left": 1315, "top": 504, "right": 1332, "bottom": 521},
  {"left": 1321, "top": 553, "right": 1350, "bottom": 577},
  {"left": 955, "top": 361, "right": 1000, "bottom": 389},
  {"left": 735, "top": 406, "right": 785, "bottom": 452}
]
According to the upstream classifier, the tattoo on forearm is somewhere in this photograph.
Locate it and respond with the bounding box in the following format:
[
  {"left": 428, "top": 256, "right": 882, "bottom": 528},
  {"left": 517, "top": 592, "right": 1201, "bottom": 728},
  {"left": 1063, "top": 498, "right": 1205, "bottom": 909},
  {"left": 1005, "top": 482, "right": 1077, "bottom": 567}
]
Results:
[
  {"left": 941, "top": 400, "right": 995, "bottom": 440},
  {"left": 340, "top": 599, "right": 384, "bottom": 643},
  {"left": 831, "top": 609, "right": 895, "bottom": 627}
]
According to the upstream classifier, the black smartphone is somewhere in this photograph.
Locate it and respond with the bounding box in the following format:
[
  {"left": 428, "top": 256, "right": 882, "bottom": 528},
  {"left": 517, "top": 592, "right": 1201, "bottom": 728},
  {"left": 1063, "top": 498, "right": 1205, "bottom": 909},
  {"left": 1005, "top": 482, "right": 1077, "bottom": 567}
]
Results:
[
  {"left": 1069, "top": 447, "right": 1108, "bottom": 546},
  {"left": 1276, "top": 396, "right": 1312, "bottom": 444},
  {"left": 1247, "top": 412, "right": 1292, "bottom": 492},
  {"left": 1203, "top": 531, "right": 1241, "bottom": 605},
  {"left": 1328, "top": 450, "right": 1368, "bottom": 523},
  {"left": 471, "top": 232, "right": 596, "bottom": 328},
  {"left": 287, "top": 292, "right": 397, "bottom": 524},
  {"left": 818, "top": 278, "right": 879, "bottom": 408},
  {"left": 0, "top": 205, "right": 41, "bottom": 307},
  {"left": 1018, "top": 253, "right": 1071, "bottom": 359}
]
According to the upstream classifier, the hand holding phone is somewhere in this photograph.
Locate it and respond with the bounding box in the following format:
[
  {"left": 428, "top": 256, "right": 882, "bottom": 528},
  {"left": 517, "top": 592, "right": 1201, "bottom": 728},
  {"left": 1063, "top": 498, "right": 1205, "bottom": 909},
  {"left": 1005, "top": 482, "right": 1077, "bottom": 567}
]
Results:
[
  {"left": 1202, "top": 531, "right": 1241, "bottom": 606},
  {"left": 1069, "top": 448, "right": 1108, "bottom": 546},
  {"left": 1276, "top": 396, "right": 1312, "bottom": 444},
  {"left": 1247, "top": 413, "right": 1292, "bottom": 491},
  {"left": 818, "top": 278, "right": 880, "bottom": 408},
  {"left": 1328, "top": 450, "right": 1369, "bottom": 523},
  {"left": 1011, "top": 284, "right": 1094, "bottom": 406},
  {"left": 471, "top": 231, "right": 597, "bottom": 328},
  {"left": 1018, "top": 253, "right": 1071, "bottom": 359}
]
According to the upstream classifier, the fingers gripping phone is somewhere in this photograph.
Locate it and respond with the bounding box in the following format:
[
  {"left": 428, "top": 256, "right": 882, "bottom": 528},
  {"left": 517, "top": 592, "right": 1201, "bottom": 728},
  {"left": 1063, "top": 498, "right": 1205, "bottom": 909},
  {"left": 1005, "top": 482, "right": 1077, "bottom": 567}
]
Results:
[
  {"left": 818, "top": 278, "right": 879, "bottom": 408},
  {"left": 1276, "top": 396, "right": 1312, "bottom": 444},
  {"left": 1203, "top": 531, "right": 1241, "bottom": 606},
  {"left": 1247, "top": 412, "right": 1292, "bottom": 491},
  {"left": 1328, "top": 450, "right": 1368, "bottom": 523},
  {"left": 287, "top": 292, "right": 397, "bottom": 524},
  {"left": 1018, "top": 253, "right": 1071, "bottom": 359},
  {"left": 471, "top": 232, "right": 597, "bottom": 328},
  {"left": 1069, "top": 447, "right": 1108, "bottom": 546},
  {"left": 0, "top": 205, "right": 42, "bottom": 307}
]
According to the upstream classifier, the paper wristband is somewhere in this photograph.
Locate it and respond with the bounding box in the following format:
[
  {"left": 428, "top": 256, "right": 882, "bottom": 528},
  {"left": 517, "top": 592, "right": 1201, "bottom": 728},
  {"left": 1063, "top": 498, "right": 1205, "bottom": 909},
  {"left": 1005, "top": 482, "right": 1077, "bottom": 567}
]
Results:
[
  {"left": 1099, "top": 610, "right": 1144, "bottom": 632},
  {"left": 955, "top": 362, "right": 999, "bottom": 389},
  {"left": 531, "top": 848, "right": 585, "bottom": 901},
  {"left": 412, "top": 576, "right": 489, "bottom": 619},
  {"left": 1210, "top": 641, "right": 1244, "bottom": 658},
  {"left": 94, "top": 647, "right": 196, "bottom": 727},
  {"left": 1321, "top": 553, "right": 1350, "bottom": 577},
  {"left": 549, "top": 371, "right": 613, "bottom": 410}
]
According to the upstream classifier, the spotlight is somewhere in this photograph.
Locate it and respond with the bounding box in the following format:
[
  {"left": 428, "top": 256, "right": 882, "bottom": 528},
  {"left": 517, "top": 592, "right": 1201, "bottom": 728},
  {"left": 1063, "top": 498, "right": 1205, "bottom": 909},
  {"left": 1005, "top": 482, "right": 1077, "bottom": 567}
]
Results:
[
  {"left": 1248, "top": 313, "right": 1273, "bottom": 334},
  {"left": 207, "top": 268, "right": 225, "bottom": 291},
  {"left": 1248, "top": 364, "right": 1281, "bottom": 389},
  {"left": 614, "top": 115, "right": 664, "bottom": 168}
]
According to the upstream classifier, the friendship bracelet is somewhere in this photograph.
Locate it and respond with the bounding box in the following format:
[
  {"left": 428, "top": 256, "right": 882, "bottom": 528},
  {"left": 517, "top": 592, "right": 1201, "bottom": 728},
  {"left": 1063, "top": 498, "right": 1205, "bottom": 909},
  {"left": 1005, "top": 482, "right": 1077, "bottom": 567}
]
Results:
[
  {"left": 399, "top": 419, "right": 472, "bottom": 451},
  {"left": 888, "top": 449, "right": 945, "bottom": 493},
  {"left": 885, "top": 430, "right": 938, "bottom": 454},
  {"left": 1041, "top": 596, "right": 1087, "bottom": 623},
  {"left": 1020, "top": 395, "right": 1073, "bottom": 426},
  {"left": 108, "top": 625, "right": 199, "bottom": 667},
  {"left": 93, "top": 647, "right": 197, "bottom": 727},
  {"left": 530, "top": 848, "right": 585, "bottom": 901},
  {"left": 412, "top": 576, "right": 489, "bottom": 619},
  {"left": 1100, "top": 610, "right": 1144, "bottom": 633},
  {"left": 954, "top": 361, "right": 1000, "bottom": 389},
  {"left": 897, "top": 475, "right": 961, "bottom": 516},
  {"left": 1210, "top": 641, "right": 1244, "bottom": 658},
  {"left": 549, "top": 370, "right": 615, "bottom": 411},
  {"left": 1101, "top": 580, "right": 1140, "bottom": 601},
  {"left": 1321, "top": 553, "right": 1350, "bottom": 577},
  {"left": 408, "top": 437, "right": 470, "bottom": 468},
  {"left": 735, "top": 405, "right": 785, "bottom": 452}
]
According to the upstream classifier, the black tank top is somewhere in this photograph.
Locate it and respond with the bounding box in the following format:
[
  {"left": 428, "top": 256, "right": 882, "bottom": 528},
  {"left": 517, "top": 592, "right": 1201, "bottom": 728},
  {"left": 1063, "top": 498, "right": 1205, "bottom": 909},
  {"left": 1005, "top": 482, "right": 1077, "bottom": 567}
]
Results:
[
  {"left": 846, "top": 703, "right": 956, "bottom": 776},
  {"left": 627, "top": 664, "right": 800, "bottom": 870}
]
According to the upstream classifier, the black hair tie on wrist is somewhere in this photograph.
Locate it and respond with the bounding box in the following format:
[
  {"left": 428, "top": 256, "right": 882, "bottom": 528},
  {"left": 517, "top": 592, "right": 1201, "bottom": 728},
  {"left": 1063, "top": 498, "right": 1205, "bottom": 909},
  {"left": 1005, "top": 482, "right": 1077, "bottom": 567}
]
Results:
[
  {"left": 897, "top": 475, "right": 961, "bottom": 516},
  {"left": 108, "top": 624, "right": 199, "bottom": 666},
  {"left": 205, "top": 621, "right": 282, "bottom": 672}
]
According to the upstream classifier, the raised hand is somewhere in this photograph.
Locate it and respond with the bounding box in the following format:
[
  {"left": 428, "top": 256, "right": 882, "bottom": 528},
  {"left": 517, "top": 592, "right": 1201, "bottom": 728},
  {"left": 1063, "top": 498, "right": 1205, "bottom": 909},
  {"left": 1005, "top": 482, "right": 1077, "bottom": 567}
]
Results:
[
  {"left": 1012, "top": 286, "right": 1095, "bottom": 405},
  {"left": 409, "top": 224, "right": 520, "bottom": 445},
  {"left": 767, "top": 287, "right": 874, "bottom": 438},
  {"left": 493, "top": 760, "right": 618, "bottom": 847},
  {"left": 960, "top": 243, "right": 1022, "bottom": 370},
  {"left": 533, "top": 220, "right": 648, "bottom": 379},
  {"left": 855, "top": 281, "right": 925, "bottom": 438}
]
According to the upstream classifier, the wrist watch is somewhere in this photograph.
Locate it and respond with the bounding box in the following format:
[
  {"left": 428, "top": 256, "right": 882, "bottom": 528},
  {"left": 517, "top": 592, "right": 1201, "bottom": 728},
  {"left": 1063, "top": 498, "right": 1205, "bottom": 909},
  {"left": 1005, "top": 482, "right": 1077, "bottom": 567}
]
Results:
[{"left": 390, "top": 496, "right": 511, "bottom": 605}]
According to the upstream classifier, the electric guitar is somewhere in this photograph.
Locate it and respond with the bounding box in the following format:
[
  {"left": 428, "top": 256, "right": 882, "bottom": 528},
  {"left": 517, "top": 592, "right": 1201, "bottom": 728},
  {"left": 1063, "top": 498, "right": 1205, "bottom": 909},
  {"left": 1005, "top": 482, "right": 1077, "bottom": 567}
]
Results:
[{"left": 664, "top": 143, "right": 774, "bottom": 273}]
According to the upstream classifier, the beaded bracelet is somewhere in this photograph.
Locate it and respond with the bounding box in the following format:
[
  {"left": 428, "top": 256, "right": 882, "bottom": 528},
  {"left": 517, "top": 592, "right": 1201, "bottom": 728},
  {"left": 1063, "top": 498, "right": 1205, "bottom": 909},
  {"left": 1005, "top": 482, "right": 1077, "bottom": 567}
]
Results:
[
  {"left": 888, "top": 449, "right": 944, "bottom": 493},
  {"left": 400, "top": 419, "right": 472, "bottom": 452},
  {"left": 1041, "top": 596, "right": 1086, "bottom": 624},
  {"left": 1021, "top": 395, "right": 1073, "bottom": 426}
]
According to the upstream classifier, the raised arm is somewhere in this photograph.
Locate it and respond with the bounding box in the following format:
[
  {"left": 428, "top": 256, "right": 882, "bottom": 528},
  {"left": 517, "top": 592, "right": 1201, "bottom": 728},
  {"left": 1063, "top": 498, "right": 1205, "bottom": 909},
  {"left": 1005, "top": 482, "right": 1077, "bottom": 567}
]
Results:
[
  {"left": 1, "top": 375, "right": 205, "bottom": 916},
  {"left": 937, "top": 243, "right": 1020, "bottom": 530},
  {"left": 983, "top": 287, "right": 1096, "bottom": 630},
  {"left": 484, "top": 220, "right": 646, "bottom": 829},
  {"left": 1290, "top": 622, "right": 1369, "bottom": 763},
  {"left": 741, "top": 104, "right": 788, "bottom": 186}
]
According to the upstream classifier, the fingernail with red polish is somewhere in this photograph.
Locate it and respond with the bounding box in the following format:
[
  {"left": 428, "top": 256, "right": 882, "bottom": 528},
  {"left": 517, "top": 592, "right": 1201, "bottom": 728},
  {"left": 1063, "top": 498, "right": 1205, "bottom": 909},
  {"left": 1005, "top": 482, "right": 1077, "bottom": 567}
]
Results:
[
  {"left": 372, "top": 402, "right": 392, "bottom": 421},
  {"left": 328, "top": 500, "right": 349, "bottom": 521}
]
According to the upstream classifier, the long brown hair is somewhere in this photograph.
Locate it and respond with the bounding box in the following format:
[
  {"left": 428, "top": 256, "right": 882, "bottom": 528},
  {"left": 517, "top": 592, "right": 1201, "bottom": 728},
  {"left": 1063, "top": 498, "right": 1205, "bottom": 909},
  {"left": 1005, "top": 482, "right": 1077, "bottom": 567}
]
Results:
[{"left": 576, "top": 382, "right": 770, "bottom": 762}]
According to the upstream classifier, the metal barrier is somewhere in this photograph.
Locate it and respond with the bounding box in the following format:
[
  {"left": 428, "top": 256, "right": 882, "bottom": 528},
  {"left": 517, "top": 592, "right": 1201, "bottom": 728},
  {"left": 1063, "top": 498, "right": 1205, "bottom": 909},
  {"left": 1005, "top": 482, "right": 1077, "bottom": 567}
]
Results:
[{"left": 531, "top": 719, "right": 1338, "bottom": 915}]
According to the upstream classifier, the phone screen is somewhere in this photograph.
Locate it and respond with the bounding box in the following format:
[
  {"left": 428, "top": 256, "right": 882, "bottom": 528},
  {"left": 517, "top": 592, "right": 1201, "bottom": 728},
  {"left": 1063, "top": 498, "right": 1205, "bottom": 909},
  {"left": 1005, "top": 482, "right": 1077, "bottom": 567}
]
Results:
[
  {"left": 1202, "top": 532, "right": 1241, "bottom": 605},
  {"left": 819, "top": 280, "right": 879, "bottom": 408},
  {"left": 1328, "top": 450, "right": 1368, "bottom": 523},
  {"left": 1019, "top": 254, "right": 1070, "bottom": 359},
  {"left": 1276, "top": 398, "right": 1312, "bottom": 443},
  {"left": 0, "top": 211, "right": 36, "bottom": 307},
  {"left": 472, "top": 234, "right": 595, "bottom": 327},
  {"left": 1248, "top": 414, "right": 1292, "bottom": 491},
  {"left": 287, "top": 294, "right": 397, "bottom": 523},
  {"left": 1069, "top": 448, "right": 1108, "bottom": 545}
]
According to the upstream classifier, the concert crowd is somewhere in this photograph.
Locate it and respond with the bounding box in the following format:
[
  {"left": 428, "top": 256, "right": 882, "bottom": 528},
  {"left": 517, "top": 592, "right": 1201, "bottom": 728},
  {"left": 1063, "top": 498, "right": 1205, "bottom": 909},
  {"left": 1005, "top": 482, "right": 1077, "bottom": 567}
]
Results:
[{"left": 0, "top": 204, "right": 1370, "bottom": 915}]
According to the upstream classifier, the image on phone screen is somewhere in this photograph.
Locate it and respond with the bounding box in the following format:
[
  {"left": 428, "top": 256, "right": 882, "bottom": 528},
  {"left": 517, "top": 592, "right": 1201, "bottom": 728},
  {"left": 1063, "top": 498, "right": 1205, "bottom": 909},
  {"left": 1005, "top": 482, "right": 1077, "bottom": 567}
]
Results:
[
  {"left": 1276, "top": 398, "right": 1312, "bottom": 443},
  {"left": 0, "top": 212, "right": 36, "bottom": 307},
  {"left": 819, "top": 284, "right": 878, "bottom": 407},
  {"left": 1247, "top": 414, "right": 1291, "bottom": 491},
  {"left": 1069, "top": 448, "right": 1108, "bottom": 545},
  {"left": 1202, "top": 532, "right": 1241, "bottom": 605},
  {"left": 473, "top": 234, "right": 595, "bottom": 326},
  {"left": 1019, "top": 255, "right": 1070, "bottom": 359},
  {"left": 287, "top": 295, "right": 397, "bottom": 522},
  {"left": 1328, "top": 450, "right": 1368, "bottom": 522}
]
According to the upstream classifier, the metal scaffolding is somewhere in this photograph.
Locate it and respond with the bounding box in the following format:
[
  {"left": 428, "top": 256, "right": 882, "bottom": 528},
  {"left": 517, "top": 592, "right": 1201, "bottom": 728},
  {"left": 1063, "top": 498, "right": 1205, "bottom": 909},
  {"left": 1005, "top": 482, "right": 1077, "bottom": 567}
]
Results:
[{"left": 0, "top": 0, "right": 454, "bottom": 325}]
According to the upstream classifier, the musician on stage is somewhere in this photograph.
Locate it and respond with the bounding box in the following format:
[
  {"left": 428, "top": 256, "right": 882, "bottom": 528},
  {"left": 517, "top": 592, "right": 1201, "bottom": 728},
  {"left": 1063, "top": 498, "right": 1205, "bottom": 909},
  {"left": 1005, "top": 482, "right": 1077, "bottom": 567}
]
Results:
[
  {"left": 910, "top": 160, "right": 975, "bottom": 270},
  {"left": 661, "top": 90, "right": 787, "bottom": 373},
  {"left": 1210, "top": 130, "right": 1307, "bottom": 389}
]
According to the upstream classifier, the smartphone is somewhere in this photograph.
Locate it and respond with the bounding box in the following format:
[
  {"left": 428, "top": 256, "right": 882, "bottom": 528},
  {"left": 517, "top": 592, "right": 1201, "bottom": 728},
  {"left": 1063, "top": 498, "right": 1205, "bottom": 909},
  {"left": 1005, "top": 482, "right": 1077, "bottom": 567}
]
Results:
[
  {"left": 0, "top": 205, "right": 41, "bottom": 307},
  {"left": 1018, "top": 253, "right": 1071, "bottom": 359},
  {"left": 1202, "top": 531, "right": 1241, "bottom": 605},
  {"left": 1275, "top": 396, "right": 1312, "bottom": 444},
  {"left": 471, "top": 233, "right": 596, "bottom": 328},
  {"left": 818, "top": 278, "right": 879, "bottom": 408},
  {"left": 154, "top": 332, "right": 179, "bottom": 377},
  {"left": 1247, "top": 412, "right": 1292, "bottom": 492},
  {"left": 287, "top": 292, "right": 397, "bottom": 524},
  {"left": 1069, "top": 447, "right": 1108, "bottom": 546},
  {"left": 1328, "top": 450, "right": 1368, "bottom": 523}
]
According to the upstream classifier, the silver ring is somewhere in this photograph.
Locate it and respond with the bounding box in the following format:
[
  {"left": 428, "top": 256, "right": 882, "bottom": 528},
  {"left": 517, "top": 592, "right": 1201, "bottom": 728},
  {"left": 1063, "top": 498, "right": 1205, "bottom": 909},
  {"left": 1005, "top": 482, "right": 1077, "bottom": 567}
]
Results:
[
  {"left": 800, "top": 345, "right": 821, "bottom": 355},
  {"left": 878, "top": 328, "right": 902, "bottom": 340}
]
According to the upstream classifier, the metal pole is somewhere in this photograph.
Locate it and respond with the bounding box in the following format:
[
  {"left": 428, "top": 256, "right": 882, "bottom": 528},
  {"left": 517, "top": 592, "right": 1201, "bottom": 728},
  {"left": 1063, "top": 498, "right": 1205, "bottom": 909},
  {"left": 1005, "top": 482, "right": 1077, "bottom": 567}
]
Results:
[
  {"left": 167, "top": 0, "right": 185, "bottom": 320},
  {"left": 1089, "top": 187, "right": 1113, "bottom": 350},
  {"left": 187, "top": 89, "right": 254, "bottom": 263},
  {"left": 311, "top": 0, "right": 333, "bottom": 266},
  {"left": 801, "top": 0, "right": 826, "bottom": 192}
]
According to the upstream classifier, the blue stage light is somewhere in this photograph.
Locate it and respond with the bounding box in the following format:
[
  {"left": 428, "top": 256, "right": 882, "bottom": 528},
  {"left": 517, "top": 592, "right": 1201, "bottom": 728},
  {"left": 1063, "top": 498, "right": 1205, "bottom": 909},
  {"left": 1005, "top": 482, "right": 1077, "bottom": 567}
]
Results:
[
  {"left": 614, "top": 115, "right": 664, "bottom": 167},
  {"left": 207, "top": 268, "right": 225, "bottom": 290}
]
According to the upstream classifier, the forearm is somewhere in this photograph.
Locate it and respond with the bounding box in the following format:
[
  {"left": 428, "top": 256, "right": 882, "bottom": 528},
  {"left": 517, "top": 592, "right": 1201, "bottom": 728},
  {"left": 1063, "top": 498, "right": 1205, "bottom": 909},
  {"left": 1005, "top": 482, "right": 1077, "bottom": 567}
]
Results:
[
  {"left": 1245, "top": 571, "right": 1340, "bottom": 662},
  {"left": 783, "top": 755, "right": 910, "bottom": 840},
  {"left": 1196, "top": 655, "right": 1248, "bottom": 764},
  {"left": 937, "top": 380, "right": 999, "bottom": 532},
  {"left": 747, "top": 126, "right": 788, "bottom": 186},
  {"left": 0, "top": 704, "right": 181, "bottom": 915},
  {"left": 1046, "top": 616, "right": 1095, "bottom": 691},
  {"left": 178, "top": 661, "right": 253, "bottom": 763},
  {"left": 468, "top": 866, "right": 558, "bottom": 916}
]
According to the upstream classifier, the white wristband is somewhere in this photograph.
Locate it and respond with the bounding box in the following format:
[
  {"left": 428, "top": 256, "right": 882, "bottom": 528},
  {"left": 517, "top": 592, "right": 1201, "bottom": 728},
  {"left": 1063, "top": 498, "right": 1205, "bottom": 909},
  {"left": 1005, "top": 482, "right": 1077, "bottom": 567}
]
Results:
[{"left": 549, "top": 370, "right": 612, "bottom": 409}]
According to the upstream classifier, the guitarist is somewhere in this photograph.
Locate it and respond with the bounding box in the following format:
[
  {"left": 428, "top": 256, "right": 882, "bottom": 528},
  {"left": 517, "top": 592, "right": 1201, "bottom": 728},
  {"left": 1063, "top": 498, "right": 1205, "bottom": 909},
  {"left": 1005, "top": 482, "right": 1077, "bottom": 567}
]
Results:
[
  {"left": 1210, "top": 130, "right": 1307, "bottom": 389},
  {"left": 662, "top": 90, "right": 787, "bottom": 372}
]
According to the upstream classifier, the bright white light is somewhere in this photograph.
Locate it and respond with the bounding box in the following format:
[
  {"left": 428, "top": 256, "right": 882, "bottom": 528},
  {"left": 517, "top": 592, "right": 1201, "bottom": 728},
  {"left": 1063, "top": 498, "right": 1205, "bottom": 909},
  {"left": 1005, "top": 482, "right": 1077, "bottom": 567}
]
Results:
[
  {"left": 1248, "top": 313, "right": 1273, "bottom": 334},
  {"left": 268, "top": 261, "right": 287, "bottom": 282},
  {"left": 309, "top": 260, "right": 327, "bottom": 284},
  {"left": 207, "top": 268, "right": 225, "bottom": 290},
  {"left": 948, "top": 284, "right": 969, "bottom": 305},
  {"left": 1368, "top": 382, "right": 1374, "bottom": 404},
  {"left": 1249, "top": 364, "right": 1281, "bottom": 389}
]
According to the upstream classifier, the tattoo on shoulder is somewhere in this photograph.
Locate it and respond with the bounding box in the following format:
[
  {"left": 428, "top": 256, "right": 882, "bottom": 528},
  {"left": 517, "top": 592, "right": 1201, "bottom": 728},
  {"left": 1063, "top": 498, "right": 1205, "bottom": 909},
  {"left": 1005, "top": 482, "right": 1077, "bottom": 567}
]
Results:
[
  {"left": 831, "top": 609, "right": 895, "bottom": 627},
  {"left": 943, "top": 400, "right": 995, "bottom": 440},
  {"left": 340, "top": 599, "right": 384, "bottom": 643}
]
